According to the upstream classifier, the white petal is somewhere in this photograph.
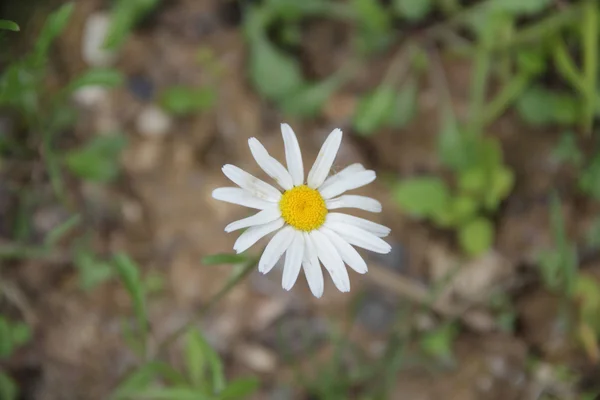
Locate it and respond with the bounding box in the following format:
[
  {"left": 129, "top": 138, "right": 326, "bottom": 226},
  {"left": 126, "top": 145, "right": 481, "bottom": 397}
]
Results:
[
  {"left": 326, "top": 195, "right": 382, "bottom": 213},
  {"left": 326, "top": 213, "right": 390, "bottom": 237},
  {"left": 281, "top": 123, "right": 304, "bottom": 186},
  {"left": 258, "top": 226, "right": 295, "bottom": 274},
  {"left": 233, "top": 218, "right": 284, "bottom": 254},
  {"left": 319, "top": 163, "right": 365, "bottom": 191},
  {"left": 282, "top": 231, "right": 304, "bottom": 290},
  {"left": 319, "top": 170, "right": 376, "bottom": 199},
  {"left": 307, "top": 128, "right": 343, "bottom": 189},
  {"left": 222, "top": 164, "right": 281, "bottom": 201},
  {"left": 325, "top": 221, "right": 391, "bottom": 254},
  {"left": 248, "top": 137, "right": 293, "bottom": 190},
  {"left": 212, "top": 187, "right": 274, "bottom": 210},
  {"left": 310, "top": 229, "right": 350, "bottom": 293},
  {"left": 224, "top": 207, "right": 281, "bottom": 232},
  {"left": 303, "top": 232, "right": 324, "bottom": 298},
  {"left": 321, "top": 227, "right": 368, "bottom": 274}
]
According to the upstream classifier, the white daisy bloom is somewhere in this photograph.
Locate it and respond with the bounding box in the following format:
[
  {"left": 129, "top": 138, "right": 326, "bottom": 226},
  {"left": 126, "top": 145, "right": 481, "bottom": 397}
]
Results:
[{"left": 212, "top": 123, "right": 391, "bottom": 298}]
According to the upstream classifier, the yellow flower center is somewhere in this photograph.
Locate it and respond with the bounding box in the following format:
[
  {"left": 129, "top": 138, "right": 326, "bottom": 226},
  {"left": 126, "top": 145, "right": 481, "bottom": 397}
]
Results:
[{"left": 279, "top": 185, "right": 327, "bottom": 231}]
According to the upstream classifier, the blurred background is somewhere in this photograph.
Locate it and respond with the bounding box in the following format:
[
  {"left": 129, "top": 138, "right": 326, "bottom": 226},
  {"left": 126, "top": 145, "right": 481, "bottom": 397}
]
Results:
[{"left": 0, "top": 0, "right": 600, "bottom": 399}]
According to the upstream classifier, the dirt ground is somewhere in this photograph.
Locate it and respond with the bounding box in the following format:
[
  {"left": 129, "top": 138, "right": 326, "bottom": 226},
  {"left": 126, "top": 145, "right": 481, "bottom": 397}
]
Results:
[{"left": 2, "top": 0, "right": 600, "bottom": 399}]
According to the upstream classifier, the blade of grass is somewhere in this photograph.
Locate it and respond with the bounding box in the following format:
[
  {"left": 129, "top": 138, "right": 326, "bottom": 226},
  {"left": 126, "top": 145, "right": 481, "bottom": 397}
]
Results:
[
  {"left": 581, "top": 0, "right": 598, "bottom": 135},
  {"left": 553, "top": 36, "right": 586, "bottom": 93},
  {"left": 482, "top": 71, "right": 531, "bottom": 125},
  {"left": 44, "top": 214, "right": 81, "bottom": 246}
]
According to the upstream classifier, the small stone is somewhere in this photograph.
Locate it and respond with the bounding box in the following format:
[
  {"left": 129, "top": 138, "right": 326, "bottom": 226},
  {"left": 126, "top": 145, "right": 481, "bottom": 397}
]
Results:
[
  {"left": 127, "top": 75, "right": 155, "bottom": 101},
  {"left": 250, "top": 299, "right": 288, "bottom": 332},
  {"left": 356, "top": 289, "right": 396, "bottom": 333},
  {"left": 72, "top": 85, "right": 109, "bottom": 108},
  {"left": 82, "top": 12, "right": 118, "bottom": 67},
  {"left": 236, "top": 343, "right": 277, "bottom": 373},
  {"left": 368, "top": 238, "right": 408, "bottom": 274},
  {"left": 136, "top": 105, "right": 172, "bottom": 138}
]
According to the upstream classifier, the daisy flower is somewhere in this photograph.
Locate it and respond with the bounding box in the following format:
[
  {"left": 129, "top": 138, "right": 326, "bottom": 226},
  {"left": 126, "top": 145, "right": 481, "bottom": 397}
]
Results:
[{"left": 212, "top": 124, "right": 391, "bottom": 298}]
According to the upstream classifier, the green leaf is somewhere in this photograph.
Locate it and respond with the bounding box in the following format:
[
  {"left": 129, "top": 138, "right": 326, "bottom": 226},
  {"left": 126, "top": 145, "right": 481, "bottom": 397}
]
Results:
[
  {"left": 185, "top": 329, "right": 225, "bottom": 393},
  {"left": 0, "top": 317, "right": 12, "bottom": 358},
  {"left": 450, "top": 195, "right": 478, "bottom": 225},
  {"left": 10, "top": 322, "right": 31, "bottom": 349},
  {"left": 248, "top": 34, "right": 304, "bottom": 101},
  {"left": 0, "top": 372, "right": 17, "bottom": 400},
  {"left": 44, "top": 214, "right": 81, "bottom": 246},
  {"left": 129, "top": 387, "right": 210, "bottom": 400},
  {"left": 67, "top": 69, "right": 125, "bottom": 92},
  {"left": 280, "top": 72, "right": 346, "bottom": 118},
  {"left": 353, "top": 0, "right": 390, "bottom": 32},
  {"left": 110, "top": 362, "right": 187, "bottom": 400},
  {"left": 219, "top": 378, "right": 260, "bottom": 400},
  {"left": 389, "top": 78, "right": 418, "bottom": 128},
  {"left": 437, "top": 117, "right": 477, "bottom": 172},
  {"left": 458, "top": 217, "right": 494, "bottom": 256},
  {"left": 104, "top": 0, "right": 161, "bottom": 49},
  {"left": 575, "top": 275, "right": 600, "bottom": 321},
  {"left": 516, "top": 86, "right": 580, "bottom": 126},
  {"left": 353, "top": 86, "right": 396, "bottom": 136},
  {"left": 490, "top": 0, "right": 552, "bottom": 15},
  {"left": 113, "top": 253, "right": 148, "bottom": 348},
  {"left": 0, "top": 20, "right": 19, "bottom": 32},
  {"left": 64, "top": 133, "right": 127, "bottom": 182},
  {"left": 34, "top": 2, "right": 75, "bottom": 60},
  {"left": 185, "top": 329, "right": 206, "bottom": 388},
  {"left": 484, "top": 166, "right": 514, "bottom": 210},
  {"left": 393, "top": 0, "right": 433, "bottom": 21},
  {"left": 202, "top": 253, "right": 248, "bottom": 266},
  {"left": 160, "top": 86, "right": 216, "bottom": 116},
  {"left": 516, "top": 49, "right": 546, "bottom": 76},
  {"left": 580, "top": 154, "right": 600, "bottom": 199},
  {"left": 458, "top": 168, "right": 486, "bottom": 195},
  {"left": 585, "top": 217, "right": 600, "bottom": 249},
  {"left": 393, "top": 177, "right": 450, "bottom": 218},
  {"left": 420, "top": 323, "right": 457, "bottom": 362},
  {"left": 74, "top": 251, "right": 115, "bottom": 291},
  {"left": 552, "top": 132, "right": 583, "bottom": 166}
]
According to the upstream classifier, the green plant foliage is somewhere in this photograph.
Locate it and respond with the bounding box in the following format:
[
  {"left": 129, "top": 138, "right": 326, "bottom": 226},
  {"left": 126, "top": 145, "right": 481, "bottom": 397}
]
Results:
[
  {"left": 218, "top": 378, "right": 260, "bottom": 400},
  {"left": 105, "top": 0, "right": 161, "bottom": 49},
  {"left": 537, "top": 194, "right": 578, "bottom": 294},
  {"left": 280, "top": 72, "right": 347, "bottom": 118},
  {"left": 552, "top": 132, "right": 583, "bottom": 166},
  {"left": 202, "top": 253, "right": 248, "bottom": 266},
  {"left": 0, "top": 372, "right": 17, "bottom": 400},
  {"left": 67, "top": 68, "right": 125, "bottom": 92},
  {"left": 490, "top": 0, "right": 552, "bottom": 15},
  {"left": 160, "top": 86, "right": 216, "bottom": 116},
  {"left": 353, "top": 86, "right": 397, "bottom": 136},
  {"left": 579, "top": 154, "right": 600, "bottom": 200},
  {"left": 419, "top": 322, "right": 458, "bottom": 363},
  {"left": 392, "top": 0, "right": 433, "bottom": 21},
  {"left": 74, "top": 249, "right": 115, "bottom": 291},
  {"left": 0, "top": 316, "right": 32, "bottom": 359},
  {"left": 458, "top": 217, "right": 494, "bottom": 257},
  {"left": 113, "top": 253, "right": 149, "bottom": 352},
  {"left": 247, "top": 30, "right": 304, "bottom": 102},
  {"left": 64, "top": 133, "right": 127, "bottom": 182},
  {"left": 0, "top": 20, "right": 19, "bottom": 32},
  {"left": 389, "top": 78, "right": 418, "bottom": 128},
  {"left": 575, "top": 275, "right": 600, "bottom": 334},
  {"left": 393, "top": 177, "right": 450, "bottom": 217},
  {"left": 33, "top": 2, "right": 74, "bottom": 62},
  {"left": 516, "top": 86, "right": 580, "bottom": 126}
]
